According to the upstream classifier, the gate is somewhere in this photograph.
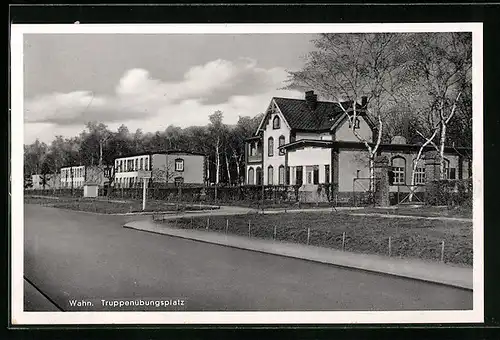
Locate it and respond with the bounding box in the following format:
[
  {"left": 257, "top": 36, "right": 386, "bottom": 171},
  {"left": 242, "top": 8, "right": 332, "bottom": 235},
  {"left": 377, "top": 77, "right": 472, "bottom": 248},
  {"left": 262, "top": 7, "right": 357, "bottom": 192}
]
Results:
[{"left": 392, "top": 184, "right": 424, "bottom": 205}]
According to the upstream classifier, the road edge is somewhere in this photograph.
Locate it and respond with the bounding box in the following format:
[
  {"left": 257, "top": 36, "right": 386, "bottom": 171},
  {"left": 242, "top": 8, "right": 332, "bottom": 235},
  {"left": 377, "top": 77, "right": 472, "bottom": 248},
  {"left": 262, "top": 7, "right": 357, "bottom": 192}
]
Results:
[{"left": 123, "top": 222, "right": 473, "bottom": 292}]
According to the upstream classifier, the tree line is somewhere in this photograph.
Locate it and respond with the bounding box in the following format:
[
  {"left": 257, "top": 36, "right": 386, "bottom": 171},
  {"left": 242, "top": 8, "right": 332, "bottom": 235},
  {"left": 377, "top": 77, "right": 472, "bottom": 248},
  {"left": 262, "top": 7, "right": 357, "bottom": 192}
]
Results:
[{"left": 24, "top": 112, "right": 263, "bottom": 188}]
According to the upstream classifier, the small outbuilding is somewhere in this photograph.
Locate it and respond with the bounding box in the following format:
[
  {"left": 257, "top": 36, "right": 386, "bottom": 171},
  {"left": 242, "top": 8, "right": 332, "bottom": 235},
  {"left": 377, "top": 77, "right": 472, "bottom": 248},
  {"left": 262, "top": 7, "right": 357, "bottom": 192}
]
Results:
[{"left": 83, "top": 182, "right": 99, "bottom": 198}]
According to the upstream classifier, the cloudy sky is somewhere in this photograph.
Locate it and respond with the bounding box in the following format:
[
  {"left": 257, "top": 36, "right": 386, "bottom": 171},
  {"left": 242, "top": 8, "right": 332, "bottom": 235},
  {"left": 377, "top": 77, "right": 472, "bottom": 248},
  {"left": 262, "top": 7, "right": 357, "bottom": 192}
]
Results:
[{"left": 23, "top": 33, "right": 316, "bottom": 144}]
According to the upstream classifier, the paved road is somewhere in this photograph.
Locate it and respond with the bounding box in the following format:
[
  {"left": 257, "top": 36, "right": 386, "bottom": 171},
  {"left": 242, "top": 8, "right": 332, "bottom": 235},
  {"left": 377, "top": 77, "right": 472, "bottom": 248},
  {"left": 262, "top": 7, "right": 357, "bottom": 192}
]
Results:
[{"left": 24, "top": 204, "right": 472, "bottom": 311}]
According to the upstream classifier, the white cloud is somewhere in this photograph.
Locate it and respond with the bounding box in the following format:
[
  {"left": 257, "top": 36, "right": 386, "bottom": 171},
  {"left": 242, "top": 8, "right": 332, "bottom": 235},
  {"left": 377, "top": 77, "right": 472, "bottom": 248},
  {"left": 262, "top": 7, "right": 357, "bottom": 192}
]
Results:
[{"left": 23, "top": 58, "right": 303, "bottom": 144}]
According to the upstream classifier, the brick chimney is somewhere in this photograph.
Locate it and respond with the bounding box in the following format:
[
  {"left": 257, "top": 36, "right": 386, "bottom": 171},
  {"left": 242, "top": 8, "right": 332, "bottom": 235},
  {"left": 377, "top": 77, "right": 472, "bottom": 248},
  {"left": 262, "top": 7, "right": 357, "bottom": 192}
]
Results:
[{"left": 305, "top": 90, "right": 317, "bottom": 110}]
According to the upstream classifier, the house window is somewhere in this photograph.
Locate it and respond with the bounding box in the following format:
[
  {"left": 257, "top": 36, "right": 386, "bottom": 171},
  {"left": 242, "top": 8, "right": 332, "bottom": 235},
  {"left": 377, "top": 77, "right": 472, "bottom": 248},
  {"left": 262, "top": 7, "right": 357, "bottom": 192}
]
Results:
[
  {"left": 278, "top": 136, "right": 286, "bottom": 156},
  {"left": 268, "top": 137, "right": 274, "bottom": 157},
  {"left": 273, "top": 116, "right": 280, "bottom": 129},
  {"left": 415, "top": 167, "right": 426, "bottom": 185},
  {"left": 391, "top": 156, "right": 406, "bottom": 185},
  {"left": 135, "top": 159, "right": 138, "bottom": 171},
  {"left": 442, "top": 159, "right": 453, "bottom": 179},
  {"left": 248, "top": 168, "right": 255, "bottom": 185},
  {"left": 278, "top": 165, "right": 285, "bottom": 185},
  {"left": 140, "top": 158, "right": 144, "bottom": 170},
  {"left": 267, "top": 166, "right": 274, "bottom": 185},
  {"left": 286, "top": 166, "right": 291, "bottom": 185},
  {"left": 175, "top": 158, "right": 184, "bottom": 172},
  {"left": 256, "top": 167, "right": 262, "bottom": 186},
  {"left": 393, "top": 167, "right": 405, "bottom": 184},
  {"left": 348, "top": 117, "right": 360, "bottom": 129},
  {"left": 449, "top": 168, "right": 456, "bottom": 180},
  {"left": 325, "top": 165, "right": 330, "bottom": 184},
  {"left": 145, "top": 157, "right": 149, "bottom": 171}
]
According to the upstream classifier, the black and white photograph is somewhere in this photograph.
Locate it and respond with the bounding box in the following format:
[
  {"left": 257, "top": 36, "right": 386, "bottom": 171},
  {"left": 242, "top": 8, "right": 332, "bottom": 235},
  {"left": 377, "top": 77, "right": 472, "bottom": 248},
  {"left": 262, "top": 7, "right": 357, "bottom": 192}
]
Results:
[{"left": 11, "top": 23, "right": 483, "bottom": 325}]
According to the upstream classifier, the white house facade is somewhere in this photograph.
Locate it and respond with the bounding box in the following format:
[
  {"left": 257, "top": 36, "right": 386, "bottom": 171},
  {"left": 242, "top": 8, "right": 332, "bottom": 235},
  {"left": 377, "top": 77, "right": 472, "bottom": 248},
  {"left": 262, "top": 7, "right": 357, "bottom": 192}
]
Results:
[{"left": 245, "top": 90, "right": 472, "bottom": 199}]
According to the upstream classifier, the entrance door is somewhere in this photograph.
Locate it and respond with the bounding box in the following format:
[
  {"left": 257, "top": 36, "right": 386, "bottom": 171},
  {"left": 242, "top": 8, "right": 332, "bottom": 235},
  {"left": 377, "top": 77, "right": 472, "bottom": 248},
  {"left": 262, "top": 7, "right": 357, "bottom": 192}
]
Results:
[
  {"left": 306, "top": 166, "right": 314, "bottom": 184},
  {"left": 296, "top": 166, "right": 303, "bottom": 186}
]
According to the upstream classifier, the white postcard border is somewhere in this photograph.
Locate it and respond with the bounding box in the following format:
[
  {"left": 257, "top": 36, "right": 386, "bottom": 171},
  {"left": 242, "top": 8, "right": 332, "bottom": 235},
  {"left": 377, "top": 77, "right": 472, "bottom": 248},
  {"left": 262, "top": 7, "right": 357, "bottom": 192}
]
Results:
[{"left": 11, "top": 22, "right": 484, "bottom": 325}]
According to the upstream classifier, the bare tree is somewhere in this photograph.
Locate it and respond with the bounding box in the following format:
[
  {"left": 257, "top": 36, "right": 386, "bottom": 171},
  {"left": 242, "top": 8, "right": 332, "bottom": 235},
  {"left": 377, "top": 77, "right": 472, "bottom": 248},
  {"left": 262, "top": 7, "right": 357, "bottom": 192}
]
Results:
[
  {"left": 151, "top": 163, "right": 175, "bottom": 188},
  {"left": 403, "top": 32, "right": 472, "bottom": 179}
]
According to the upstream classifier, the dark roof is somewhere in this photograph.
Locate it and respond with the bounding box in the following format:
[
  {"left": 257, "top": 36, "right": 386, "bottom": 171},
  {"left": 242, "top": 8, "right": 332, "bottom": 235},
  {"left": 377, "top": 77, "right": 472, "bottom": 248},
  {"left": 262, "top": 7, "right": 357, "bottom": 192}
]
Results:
[{"left": 273, "top": 97, "right": 363, "bottom": 131}]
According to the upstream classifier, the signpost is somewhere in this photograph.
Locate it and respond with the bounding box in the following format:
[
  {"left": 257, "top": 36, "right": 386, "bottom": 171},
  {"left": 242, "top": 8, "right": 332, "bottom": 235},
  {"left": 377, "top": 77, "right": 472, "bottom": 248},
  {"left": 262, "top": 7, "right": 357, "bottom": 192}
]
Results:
[{"left": 138, "top": 170, "right": 152, "bottom": 211}]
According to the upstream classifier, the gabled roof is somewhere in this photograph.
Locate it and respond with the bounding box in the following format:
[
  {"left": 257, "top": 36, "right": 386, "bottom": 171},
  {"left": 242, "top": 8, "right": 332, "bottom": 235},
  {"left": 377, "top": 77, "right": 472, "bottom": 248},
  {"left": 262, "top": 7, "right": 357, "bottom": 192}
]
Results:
[{"left": 272, "top": 97, "right": 364, "bottom": 131}]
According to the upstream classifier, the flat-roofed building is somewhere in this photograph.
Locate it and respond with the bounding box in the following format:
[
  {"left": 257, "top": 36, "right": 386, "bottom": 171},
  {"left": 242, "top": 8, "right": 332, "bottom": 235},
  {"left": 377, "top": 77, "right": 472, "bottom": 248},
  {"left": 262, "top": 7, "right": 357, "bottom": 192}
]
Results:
[{"left": 113, "top": 150, "right": 205, "bottom": 188}]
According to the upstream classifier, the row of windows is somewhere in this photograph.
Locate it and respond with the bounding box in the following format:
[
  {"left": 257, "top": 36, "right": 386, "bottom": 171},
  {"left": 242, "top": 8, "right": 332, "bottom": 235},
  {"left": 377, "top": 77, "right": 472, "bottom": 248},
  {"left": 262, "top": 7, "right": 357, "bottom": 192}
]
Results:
[
  {"left": 61, "top": 167, "right": 84, "bottom": 178},
  {"left": 115, "top": 177, "right": 144, "bottom": 188},
  {"left": 61, "top": 180, "right": 84, "bottom": 188},
  {"left": 114, "top": 176, "right": 185, "bottom": 188},
  {"left": 248, "top": 165, "right": 332, "bottom": 186},
  {"left": 115, "top": 157, "right": 150, "bottom": 173},
  {"left": 115, "top": 158, "right": 185, "bottom": 173},
  {"left": 249, "top": 163, "right": 456, "bottom": 186},
  {"left": 267, "top": 136, "right": 286, "bottom": 157},
  {"left": 390, "top": 157, "right": 456, "bottom": 185}
]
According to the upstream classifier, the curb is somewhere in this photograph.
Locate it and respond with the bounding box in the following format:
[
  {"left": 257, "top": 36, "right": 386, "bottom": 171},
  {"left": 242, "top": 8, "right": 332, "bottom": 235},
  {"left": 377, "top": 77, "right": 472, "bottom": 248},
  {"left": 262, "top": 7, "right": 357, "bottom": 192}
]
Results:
[{"left": 123, "top": 222, "right": 473, "bottom": 291}]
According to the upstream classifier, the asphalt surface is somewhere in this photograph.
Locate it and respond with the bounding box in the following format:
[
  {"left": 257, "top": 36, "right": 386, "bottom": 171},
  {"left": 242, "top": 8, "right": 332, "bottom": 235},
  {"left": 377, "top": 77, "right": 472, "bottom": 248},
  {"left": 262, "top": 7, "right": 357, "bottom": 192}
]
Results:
[{"left": 24, "top": 204, "right": 472, "bottom": 311}]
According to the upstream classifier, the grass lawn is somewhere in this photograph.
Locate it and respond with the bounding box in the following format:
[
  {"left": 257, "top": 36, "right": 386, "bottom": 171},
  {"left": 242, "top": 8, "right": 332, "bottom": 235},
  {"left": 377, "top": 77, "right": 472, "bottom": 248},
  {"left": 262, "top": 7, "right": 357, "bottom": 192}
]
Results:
[
  {"left": 166, "top": 211, "right": 472, "bottom": 266},
  {"left": 363, "top": 205, "right": 472, "bottom": 219},
  {"left": 24, "top": 196, "right": 219, "bottom": 214}
]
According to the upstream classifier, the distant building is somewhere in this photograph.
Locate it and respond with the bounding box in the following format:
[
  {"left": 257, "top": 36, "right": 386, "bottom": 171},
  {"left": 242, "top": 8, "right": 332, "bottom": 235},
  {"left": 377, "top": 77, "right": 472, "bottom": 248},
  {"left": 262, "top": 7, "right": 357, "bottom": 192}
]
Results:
[
  {"left": 245, "top": 90, "right": 471, "bottom": 198},
  {"left": 31, "top": 174, "right": 43, "bottom": 189},
  {"left": 30, "top": 173, "right": 62, "bottom": 190},
  {"left": 60, "top": 165, "right": 107, "bottom": 188},
  {"left": 113, "top": 150, "right": 206, "bottom": 188}
]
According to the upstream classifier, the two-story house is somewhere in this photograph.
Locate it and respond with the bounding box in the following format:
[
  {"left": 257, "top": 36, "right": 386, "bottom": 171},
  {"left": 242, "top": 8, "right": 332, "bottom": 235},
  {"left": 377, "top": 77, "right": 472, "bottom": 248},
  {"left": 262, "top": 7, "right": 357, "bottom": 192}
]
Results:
[
  {"left": 245, "top": 90, "right": 471, "bottom": 199},
  {"left": 114, "top": 150, "right": 206, "bottom": 188}
]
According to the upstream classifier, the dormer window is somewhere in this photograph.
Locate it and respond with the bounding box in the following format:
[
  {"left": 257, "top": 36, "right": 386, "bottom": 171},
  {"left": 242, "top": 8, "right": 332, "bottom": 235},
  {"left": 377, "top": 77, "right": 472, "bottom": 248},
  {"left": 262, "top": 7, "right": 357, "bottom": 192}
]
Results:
[
  {"left": 273, "top": 116, "right": 280, "bottom": 129},
  {"left": 348, "top": 117, "right": 360, "bottom": 129}
]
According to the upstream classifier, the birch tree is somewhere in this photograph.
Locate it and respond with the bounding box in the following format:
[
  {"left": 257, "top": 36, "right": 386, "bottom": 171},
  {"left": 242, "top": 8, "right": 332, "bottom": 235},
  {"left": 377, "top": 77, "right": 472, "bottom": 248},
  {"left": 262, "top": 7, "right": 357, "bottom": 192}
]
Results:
[
  {"left": 403, "top": 32, "right": 472, "bottom": 179},
  {"left": 286, "top": 33, "right": 405, "bottom": 191},
  {"left": 208, "top": 111, "right": 225, "bottom": 184}
]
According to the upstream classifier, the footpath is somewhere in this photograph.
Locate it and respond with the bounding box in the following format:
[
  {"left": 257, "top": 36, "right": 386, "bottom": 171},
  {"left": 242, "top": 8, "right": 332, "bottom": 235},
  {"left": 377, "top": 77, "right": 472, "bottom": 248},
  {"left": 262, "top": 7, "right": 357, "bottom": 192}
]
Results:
[{"left": 124, "top": 218, "right": 473, "bottom": 290}]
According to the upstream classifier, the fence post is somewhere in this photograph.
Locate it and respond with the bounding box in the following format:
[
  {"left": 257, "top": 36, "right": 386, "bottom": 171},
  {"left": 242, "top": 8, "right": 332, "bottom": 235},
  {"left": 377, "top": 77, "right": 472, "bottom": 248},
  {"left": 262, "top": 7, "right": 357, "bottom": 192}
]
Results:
[
  {"left": 342, "top": 232, "right": 346, "bottom": 251},
  {"left": 388, "top": 236, "right": 392, "bottom": 257},
  {"left": 206, "top": 217, "right": 209, "bottom": 230},
  {"left": 441, "top": 241, "right": 445, "bottom": 262},
  {"left": 307, "top": 227, "right": 311, "bottom": 245},
  {"left": 226, "top": 219, "right": 229, "bottom": 234},
  {"left": 274, "top": 225, "right": 277, "bottom": 240},
  {"left": 248, "top": 221, "right": 251, "bottom": 237}
]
